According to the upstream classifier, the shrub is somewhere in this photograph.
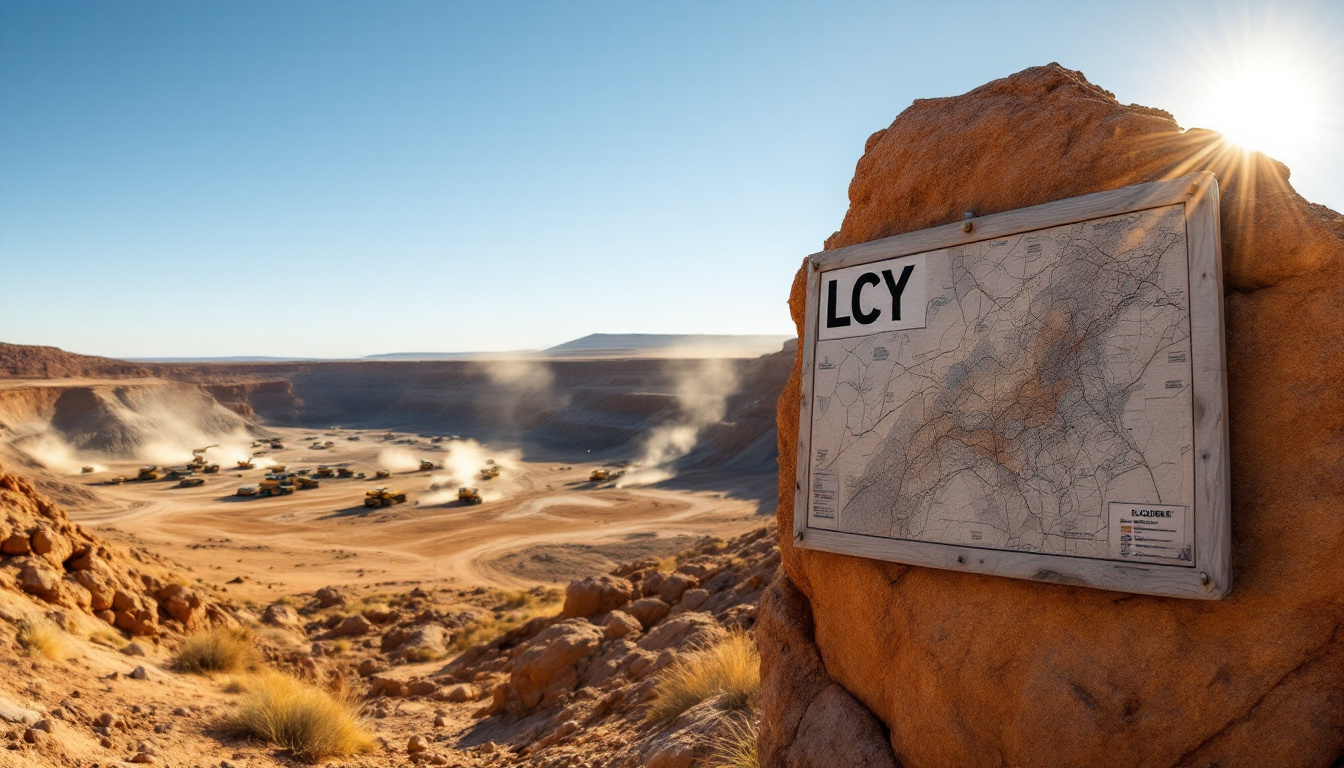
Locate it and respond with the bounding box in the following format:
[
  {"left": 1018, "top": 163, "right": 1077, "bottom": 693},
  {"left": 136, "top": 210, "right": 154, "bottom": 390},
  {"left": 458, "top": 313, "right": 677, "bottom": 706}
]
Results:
[
  {"left": 648, "top": 631, "right": 760, "bottom": 724},
  {"left": 227, "top": 672, "right": 376, "bottom": 762},
  {"left": 708, "top": 715, "right": 760, "bottom": 768},
  {"left": 172, "top": 628, "right": 255, "bottom": 674},
  {"left": 16, "top": 617, "right": 68, "bottom": 661}
]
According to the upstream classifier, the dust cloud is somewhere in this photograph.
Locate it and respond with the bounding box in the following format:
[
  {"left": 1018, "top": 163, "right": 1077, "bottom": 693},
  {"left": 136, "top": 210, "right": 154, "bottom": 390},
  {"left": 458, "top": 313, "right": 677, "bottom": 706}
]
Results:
[
  {"left": 618, "top": 359, "right": 739, "bottom": 487},
  {"left": 478, "top": 356, "right": 567, "bottom": 434},
  {"left": 376, "top": 447, "right": 423, "bottom": 473},
  {"left": 421, "top": 438, "right": 523, "bottom": 504}
]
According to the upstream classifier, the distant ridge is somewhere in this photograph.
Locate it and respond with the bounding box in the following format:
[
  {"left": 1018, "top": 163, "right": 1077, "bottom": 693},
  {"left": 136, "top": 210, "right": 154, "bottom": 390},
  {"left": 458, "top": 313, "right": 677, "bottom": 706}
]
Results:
[{"left": 545, "top": 333, "right": 794, "bottom": 357}]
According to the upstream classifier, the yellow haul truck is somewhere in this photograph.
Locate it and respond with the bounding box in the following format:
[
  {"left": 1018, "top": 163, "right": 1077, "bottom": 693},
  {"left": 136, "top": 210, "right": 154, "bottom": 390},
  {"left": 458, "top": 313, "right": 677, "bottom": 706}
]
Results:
[
  {"left": 314, "top": 466, "right": 335, "bottom": 478},
  {"left": 364, "top": 488, "right": 407, "bottom": 508},
  {"left": 137, "top": 466, "right": 159, "bottom": 481},
  {"left": 458, "top": 487, "right": 483, "bottom": 505},
  {"left": 589, "top": 468, "right": 610, "bottom": 482}
]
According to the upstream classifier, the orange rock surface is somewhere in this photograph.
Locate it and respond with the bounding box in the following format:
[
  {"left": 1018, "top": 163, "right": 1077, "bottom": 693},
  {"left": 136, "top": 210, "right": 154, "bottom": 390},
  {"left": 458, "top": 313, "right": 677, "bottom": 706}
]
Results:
[{"left": 767, "top": 63, "right": 1344, "bottom": 767}]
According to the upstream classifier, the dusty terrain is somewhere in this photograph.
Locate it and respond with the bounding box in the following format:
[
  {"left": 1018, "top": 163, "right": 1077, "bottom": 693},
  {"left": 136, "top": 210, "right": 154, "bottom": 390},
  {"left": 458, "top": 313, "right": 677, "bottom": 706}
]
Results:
[
  {"left": 0, "top": 342, "right": 786, "bottom": 767},
  {"left": 67, "top": 426, "right": 768, "bottom": 598}
]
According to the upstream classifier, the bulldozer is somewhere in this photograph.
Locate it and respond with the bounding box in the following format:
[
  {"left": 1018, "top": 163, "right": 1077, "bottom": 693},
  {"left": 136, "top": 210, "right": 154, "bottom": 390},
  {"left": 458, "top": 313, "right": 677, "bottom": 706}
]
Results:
[
  {"left": 374, "top": 469, "right": 391, "bottom": 480},
  {"left": 364, "top": 488, "right": 407, "bottom": 508},
  {"left": 297, "top": 476, "right": 320, "bottom": 490},
  {"left": 458, "top": 487, "right": 483, "bottom": 505},
  {"left": 479, "top": 466, "right": 501, "bottom": 480},
  {"left": 137, "top": 466, "right": 159, "bottom": 481},
  {"left": 236, "top": 460, "right": 254, "bottom": 470},
  {"left": 337, "top": 467, "right": 355, "bottom": 478},
  {"left": 203, "top": 464, "right": 220, "bottom": 473},
  {"left": 419, "top": 460, "right": 435, "bottom": 472},
  {"left": 314, "top": 466, "right": 335, "bottom": 478},
  {"left": 589, "top": 468, "right": 610, "bottom": 482}
]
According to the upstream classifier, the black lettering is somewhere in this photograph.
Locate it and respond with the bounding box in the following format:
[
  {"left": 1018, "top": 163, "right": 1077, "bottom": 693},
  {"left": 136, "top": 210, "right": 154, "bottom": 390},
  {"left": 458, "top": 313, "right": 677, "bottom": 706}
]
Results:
[
  {"left": 826, "top": 280, "right": 850, "bottom": 328},
  {"left": 852, "top": 272, "right": 881, "bottom": 324},
  {"left": 881, "top": 264, "right": 915, "bottom": 321}
]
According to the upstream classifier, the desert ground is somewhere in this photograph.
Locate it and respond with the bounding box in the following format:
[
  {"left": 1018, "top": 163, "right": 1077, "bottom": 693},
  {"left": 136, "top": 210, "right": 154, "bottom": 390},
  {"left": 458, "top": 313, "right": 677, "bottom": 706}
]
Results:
[
  {"left": 0, "top": 344, "right": 787, "bottom": 767},
  {"left": 68, "top": 426, "right": 770, "bottom": 598}
]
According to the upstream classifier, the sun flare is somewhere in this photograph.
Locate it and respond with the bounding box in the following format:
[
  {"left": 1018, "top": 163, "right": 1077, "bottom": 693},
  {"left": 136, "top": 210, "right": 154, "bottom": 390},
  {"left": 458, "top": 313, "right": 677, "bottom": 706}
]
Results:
[{"left": 1192, "top": 49, "right": 1326, "bottom": 160}]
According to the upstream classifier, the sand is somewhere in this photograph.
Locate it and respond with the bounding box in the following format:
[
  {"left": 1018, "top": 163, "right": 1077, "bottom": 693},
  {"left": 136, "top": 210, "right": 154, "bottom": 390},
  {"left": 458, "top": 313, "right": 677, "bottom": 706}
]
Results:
[{"left": 49, "top": 426, "right": 769, "bottom": 602}]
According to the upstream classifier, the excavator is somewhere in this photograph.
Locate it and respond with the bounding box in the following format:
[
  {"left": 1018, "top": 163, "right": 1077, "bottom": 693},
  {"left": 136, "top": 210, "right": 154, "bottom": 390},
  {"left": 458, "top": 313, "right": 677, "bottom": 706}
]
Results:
[
  {"left": 236, "top": 460, "right": 255, "bottom": 470},
  {"left": 364, "top": 488, "right": 407, "bottom": 508},
  {"left": 419, "top": 460, "right": 435, "bottom": 472},
  {"left": 458, "top": 487, "right": 483, "bottom": 505},
  {"left": 136, "top": 466, "right": 159, "bottom": 481}
]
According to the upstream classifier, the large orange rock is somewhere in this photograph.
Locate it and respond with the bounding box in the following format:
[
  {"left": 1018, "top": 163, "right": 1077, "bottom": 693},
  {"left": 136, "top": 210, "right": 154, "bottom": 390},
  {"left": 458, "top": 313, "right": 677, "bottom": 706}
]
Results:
[{"left": 767, "top": 64, "right": 1344, "bottom": 768}]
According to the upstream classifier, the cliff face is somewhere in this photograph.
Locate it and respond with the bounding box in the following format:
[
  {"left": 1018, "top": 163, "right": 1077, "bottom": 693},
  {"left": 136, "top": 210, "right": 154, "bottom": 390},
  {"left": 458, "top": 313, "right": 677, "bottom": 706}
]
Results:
[
  {"left": 0, "top": 343, "right": 150, "bottom": 380},
  {"left": 763, "top": 64, "right": 1344, "bottom": 767}
]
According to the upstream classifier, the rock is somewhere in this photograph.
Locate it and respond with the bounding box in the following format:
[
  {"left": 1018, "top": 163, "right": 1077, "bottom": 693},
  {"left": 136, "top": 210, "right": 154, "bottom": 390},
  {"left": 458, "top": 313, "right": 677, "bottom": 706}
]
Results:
[
  {"left": 31, "top": 718, "right": 53, "bottom": 732},
  {"left": 757, "top": 575, "right": 898, "bottom": 768},
  {"left": 2, "top": 532, "right": 31, "bottom": 555},
  {"left": 129, "top": 753, "right": 157, "bottom": 764},
  {"left": 73, "top": 570, "right": 114, "bottom": 611},
  {"left": 656, "top": 572, "right": 698, "bottom": 604},
  {"left": 121, "top": 642, "right": 147, "bottom": 657},
  {"left": 441, "top": 683, "right": 478, "bottom": 702},
  {"left": 407, "top": 734, "right": 430, "bottom": 754},
  {"left": 641, "top": 697, "right": 728, "bottom": 768},
  {"left": 129, "top": 666, "right": 150, "bottom": 680},
  {"left": 675, "top": 588, "right": 709, "bottom": 613},
  {"left": 368, "top": 675, "right": 408, "bottom": 698},
  {"left": 313, "top": 586, "right": 345, "bottom": 608},
  {"left": 357, "top": 658, "right": 385, "bottom": 677},
  {"left": 29, "top": 527, "right": 55, "bottom": 556},
  {"left": 94, "top": 712, "right": 119, "bottom": 728},
  {"left": 18, "top": 562, "right": 63, "bottom": 603},
  {"left": 602, "top": 610, "right": 642, "bottom": 639},
  {"left": 261, "top": 602, "right": 300, "bottom": 627},
  {"left": 561, "top": 574, "right": 633, "bottom": 619},
  {"left": 23, "top": 727, "right": 45, "bottom": 744},
  {"left": 637, "top": 612, "right": 721, "bottom": 653},
  {"left": 389, "top": 624, "right": 448, "bottom": 662},
  {"left": 159, "top": 588, "right": 201, "bottom": 624},
  {"left": 770, "top": 63, "right": 1344, "bottom": 768},
  {"left": 434, "top": 715, "right": 448, "bottom": 727},
  {"left": 0, "top": 697, "right": 41, "bottom": 725},
  {"left": 407, "top": 680, "right": 438, "bottom": 697},
  {"left": 65, "top": 546, "right": 100, "bottom": 571},
  {"left": 627, "top": 597, "right": 671, "bottom": 630},
  {"left": 509, "top": 620, "right": 605, "bottom": 709},
  {"left": 330, "top": 614, "right": 373, "bottom": 637}
]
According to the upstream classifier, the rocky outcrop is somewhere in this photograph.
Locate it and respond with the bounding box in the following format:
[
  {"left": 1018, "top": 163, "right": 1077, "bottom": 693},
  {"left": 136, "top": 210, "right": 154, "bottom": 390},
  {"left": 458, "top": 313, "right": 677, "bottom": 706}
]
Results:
[
  {"left": 0, "top": 460, "right": 233, "bottom": 636},
  {"left": 0, "top": 342, "right": 149, "bottom": 380},
  {"left": 767, "top": 63, "right": 1344, "bottom": 767}
]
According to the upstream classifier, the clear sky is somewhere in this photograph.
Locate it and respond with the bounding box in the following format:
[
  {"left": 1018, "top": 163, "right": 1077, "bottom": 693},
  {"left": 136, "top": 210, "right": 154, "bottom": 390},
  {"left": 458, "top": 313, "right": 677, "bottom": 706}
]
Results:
[{"left": 2, "top": 0, "right": 1341, "bottom": 359}]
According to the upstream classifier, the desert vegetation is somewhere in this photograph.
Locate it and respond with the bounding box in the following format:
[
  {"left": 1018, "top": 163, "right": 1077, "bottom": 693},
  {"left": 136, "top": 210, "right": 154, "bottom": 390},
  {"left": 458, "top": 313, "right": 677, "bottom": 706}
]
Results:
[
  {"left": 172, "top": 627, "right": 256, "bottom": 674},
  {"left": 227, "top": 671, "right": 376, "bottom": 762},
  {"left": 649, "top": 630, "right": 761, "bottom": 723}
]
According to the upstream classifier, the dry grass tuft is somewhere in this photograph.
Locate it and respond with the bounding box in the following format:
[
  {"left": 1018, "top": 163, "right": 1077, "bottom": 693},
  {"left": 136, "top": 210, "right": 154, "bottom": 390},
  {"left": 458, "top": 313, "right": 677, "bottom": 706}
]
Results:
[
  {"left": 648, "top": 631, "right": 760, "bottom": 724},
  {"left": 451, "top": 588, "right": 564, "bottom": 653},
  {"left": 16, "top": 617, "right": 69, "bottom": 661},
  {"left": 227, "top": 671, "right": 376, "bottom": 762},
  {"left": 172, "top": 628, "right": 256, "bottom": 674},
  {"left": 708, "top": 715, "right": 760, "bottom": 768}
]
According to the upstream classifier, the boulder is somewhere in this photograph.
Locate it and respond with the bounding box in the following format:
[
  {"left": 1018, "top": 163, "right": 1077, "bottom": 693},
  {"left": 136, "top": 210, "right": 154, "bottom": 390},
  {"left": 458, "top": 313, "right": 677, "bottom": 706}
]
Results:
[
  {"left": 1, "top": 533, "right": 30, "bottom": 555},
  {"left": 18, "top": 561, "right": 63, "bottom": 603},
  {"left": 389, "top": 624, "right": 449, "bottom": 662},
  {"left": 656, "top": 572, "right": 697, "bottom": 604},
  {"left": 561, "top": 574, "right": 633, "bottom": 619},
  {"left": 329, "top": 614, "right": 373, "bottom": 637},
  {"left": 313, "top": 586, "right": 344, "bottom": 608},
  {"left": 627, "top": 597, "right": 671, "bottom": 630},
  {"left": 769, "top": 63, "right": 1344, "bottom": 768},
  {"left": 509, "top": 620, "right": 605, "bottom": 710},
  {"left": 261, "top": 602, "right": 300, "bottom": 628},
  {"left": 637, "top": 612, "right": 721, "bottom": 653},
  {"left": 601, "top": 610, "right": 642, "bottom": 639}
]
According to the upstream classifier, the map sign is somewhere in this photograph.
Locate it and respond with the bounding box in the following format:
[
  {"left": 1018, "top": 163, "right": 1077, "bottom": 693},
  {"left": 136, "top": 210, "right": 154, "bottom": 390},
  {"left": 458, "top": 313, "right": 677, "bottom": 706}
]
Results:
[{"left": 795, "top": 175, "right": 1231, "bottom": 599}]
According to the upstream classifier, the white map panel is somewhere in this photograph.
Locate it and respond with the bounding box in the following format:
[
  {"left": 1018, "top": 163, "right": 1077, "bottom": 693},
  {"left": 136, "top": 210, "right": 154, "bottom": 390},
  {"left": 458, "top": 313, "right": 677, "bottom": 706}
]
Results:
[{"left": 806, "top": 204, "right": 1197, "bottom": 568}]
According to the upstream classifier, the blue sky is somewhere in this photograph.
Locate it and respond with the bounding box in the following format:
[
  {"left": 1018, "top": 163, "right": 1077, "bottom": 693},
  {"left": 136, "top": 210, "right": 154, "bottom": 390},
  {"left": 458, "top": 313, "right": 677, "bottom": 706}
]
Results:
[{"left": 2, "top": 1, "right": 1341, "bottom": 358}]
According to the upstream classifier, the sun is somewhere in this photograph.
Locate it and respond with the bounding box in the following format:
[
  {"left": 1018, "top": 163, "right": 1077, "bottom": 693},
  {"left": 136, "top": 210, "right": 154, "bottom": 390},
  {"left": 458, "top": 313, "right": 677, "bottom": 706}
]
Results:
[{"left": 1201, "top": 58, "right": 1321, "bottom": 159}]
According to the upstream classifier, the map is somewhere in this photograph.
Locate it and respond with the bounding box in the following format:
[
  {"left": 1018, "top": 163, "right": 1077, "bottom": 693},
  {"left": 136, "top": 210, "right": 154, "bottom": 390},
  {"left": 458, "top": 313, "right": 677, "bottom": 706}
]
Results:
[{"left": 806, "top": 203, "right": 1197, "bottom": 567}]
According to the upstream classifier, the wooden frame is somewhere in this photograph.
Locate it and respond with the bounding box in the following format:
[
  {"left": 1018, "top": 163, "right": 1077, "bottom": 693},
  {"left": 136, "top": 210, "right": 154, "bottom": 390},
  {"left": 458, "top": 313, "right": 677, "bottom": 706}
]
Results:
[{"left": 794, "top": 173, "right": 1231, "bottom": 600}]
